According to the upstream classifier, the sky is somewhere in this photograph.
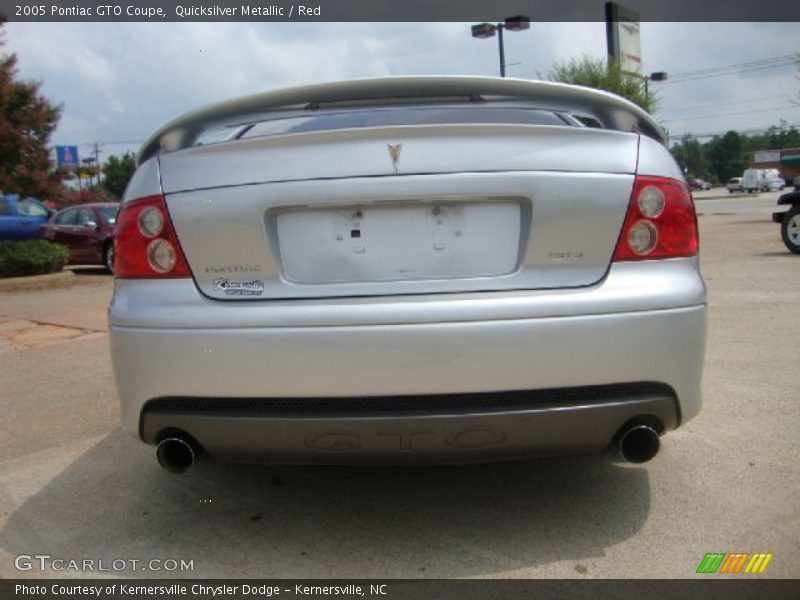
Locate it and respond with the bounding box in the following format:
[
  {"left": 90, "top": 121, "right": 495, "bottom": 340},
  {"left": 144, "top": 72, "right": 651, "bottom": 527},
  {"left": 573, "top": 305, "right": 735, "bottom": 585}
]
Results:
[{"left": 3, "top": 21, "right": 800, "bottom": 162}]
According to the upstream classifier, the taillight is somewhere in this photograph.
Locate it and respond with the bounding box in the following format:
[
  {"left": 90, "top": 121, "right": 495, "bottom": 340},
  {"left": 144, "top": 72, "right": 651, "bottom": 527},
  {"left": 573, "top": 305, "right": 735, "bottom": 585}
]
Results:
[
  {"left": 612, "top": 175, "right": 698, "bottom": 261},
  {"left": 114, "top": 195, "right": 191, "bottom": 278}
]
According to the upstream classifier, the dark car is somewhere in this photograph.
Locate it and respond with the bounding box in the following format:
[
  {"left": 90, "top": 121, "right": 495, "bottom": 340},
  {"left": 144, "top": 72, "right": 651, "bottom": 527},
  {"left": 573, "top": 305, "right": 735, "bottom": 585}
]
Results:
[
  {"left": 688, "top": 178, "right": 712, "bottom": 191},
  {"left": 0, "top": 194, "right": 53, "bottom": 240},
  {"left": 39, "top": 203, "right": 120, "bottom": 271},
  {"left": 772, "top": 190, "right": 800, "bottom": 254}
]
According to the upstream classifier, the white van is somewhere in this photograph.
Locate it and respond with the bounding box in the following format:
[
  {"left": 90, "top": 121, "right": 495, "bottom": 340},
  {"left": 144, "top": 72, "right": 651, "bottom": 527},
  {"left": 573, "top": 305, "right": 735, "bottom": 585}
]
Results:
[{"left": 742, "top": 169, "right": 783, "bottom": 193}]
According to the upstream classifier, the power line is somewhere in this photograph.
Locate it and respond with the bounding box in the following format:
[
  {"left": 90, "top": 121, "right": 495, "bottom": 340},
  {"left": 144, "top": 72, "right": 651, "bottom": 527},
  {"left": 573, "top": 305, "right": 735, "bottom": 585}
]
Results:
[
  {"left": 76, "top": 140, "right": 143, "bottom": 147},
  {"left": 657, "top": 93, "right": 797, "bottom": 115},
  {"left": 668, "top": 123, "right": 800, "bottom": 140},
  {"left": 661, "top": 60, "right": 797, "bottom": 84},
  {"left": 667, "top": 54, "right": 797, "bottom": 80},
  {"left": 661, "top": 104, "right": 800, "bottom": 123}
]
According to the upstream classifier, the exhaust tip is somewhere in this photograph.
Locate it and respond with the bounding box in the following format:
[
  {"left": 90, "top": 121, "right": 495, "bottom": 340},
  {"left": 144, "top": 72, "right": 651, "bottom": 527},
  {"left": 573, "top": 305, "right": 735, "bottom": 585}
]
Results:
[
  {"left": 618, "top": 425, "right": 660, "bottom": 464},
  {"left": 156, "top": 437, "right": 198, "bottom": 474}
]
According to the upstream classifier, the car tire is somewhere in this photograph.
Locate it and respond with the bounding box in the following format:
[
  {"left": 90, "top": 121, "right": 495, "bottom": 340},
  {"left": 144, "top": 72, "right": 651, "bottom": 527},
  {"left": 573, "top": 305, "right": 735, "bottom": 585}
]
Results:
[
  {"left": 103, "top": 241, "right": 115, "bottom": 273},
  {"left": 781, "top": 205, "right": 800, "bottom": 255},
  {"left": 728, "top": 190, "right": 734, "bottom": 194}
]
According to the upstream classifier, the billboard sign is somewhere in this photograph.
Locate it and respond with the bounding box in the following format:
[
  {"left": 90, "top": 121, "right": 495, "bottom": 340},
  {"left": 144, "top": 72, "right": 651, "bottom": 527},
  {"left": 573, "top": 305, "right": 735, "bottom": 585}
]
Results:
[
  {"left": 605, "top": 2, "right": 642, "bottom": 75},
  {"left": 55, "top": 145, "right": 80, "bottom": 169},
  {"left": 754, "top": 150, "right": 781, "bottom": 164}
]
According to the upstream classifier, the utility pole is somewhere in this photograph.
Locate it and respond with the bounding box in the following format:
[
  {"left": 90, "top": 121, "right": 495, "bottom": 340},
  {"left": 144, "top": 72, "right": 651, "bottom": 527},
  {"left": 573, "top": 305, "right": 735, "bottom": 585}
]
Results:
[{"left": 92, "top": 143, "right": 102, "bottom": 188}]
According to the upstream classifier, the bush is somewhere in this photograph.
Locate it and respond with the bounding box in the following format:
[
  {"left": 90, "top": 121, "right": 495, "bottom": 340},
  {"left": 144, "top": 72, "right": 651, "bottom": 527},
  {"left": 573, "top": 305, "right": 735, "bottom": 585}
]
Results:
[
  {"left": 0, "top": 240, "right": 69, "bottom": 278},
  {"left": 57, "top": 187, "right": 111, "bottom": 209}
]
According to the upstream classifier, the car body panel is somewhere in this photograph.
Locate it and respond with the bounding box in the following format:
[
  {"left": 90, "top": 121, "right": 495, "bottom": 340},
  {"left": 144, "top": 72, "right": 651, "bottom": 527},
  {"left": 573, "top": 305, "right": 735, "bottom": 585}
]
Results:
[
  {"left": 165, "top": 170, "right": 637, "bottom": 300},
  {"left": 158, "top": 124, "right": 640, "bottom": 193},
  {"left": 111, "top": 302, "right": 705, "bottom": 453},
  {"left": 0, "top": 195, "right": 50, "bottom": 240},
  {"left": 111, "top": 259, "right": 706, "bottom": 451},
  {"left": 110, "top": 258, "right": 705, "bottom": 329}
]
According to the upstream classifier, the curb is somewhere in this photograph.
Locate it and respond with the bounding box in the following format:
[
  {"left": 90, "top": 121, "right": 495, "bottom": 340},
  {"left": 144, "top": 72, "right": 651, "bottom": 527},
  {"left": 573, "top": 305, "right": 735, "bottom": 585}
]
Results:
[
  {"left": 0, "top": 270, "right": 75, "bottom": 293},
  {"left": 693, "top": 192, "right": 760, "bottom": 201}
]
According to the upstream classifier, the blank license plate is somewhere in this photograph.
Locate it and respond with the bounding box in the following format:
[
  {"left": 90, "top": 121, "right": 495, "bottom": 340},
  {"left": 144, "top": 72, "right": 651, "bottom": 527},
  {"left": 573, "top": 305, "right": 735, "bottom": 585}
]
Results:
[{"left": 276, "top": 200, "right": 521, "bottom": 284}]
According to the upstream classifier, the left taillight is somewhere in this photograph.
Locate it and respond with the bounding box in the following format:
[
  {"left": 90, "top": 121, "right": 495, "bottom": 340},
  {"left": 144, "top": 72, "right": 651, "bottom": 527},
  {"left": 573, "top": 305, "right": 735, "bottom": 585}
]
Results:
[{"left": 113, "top": 195, "right": 191, "bottom": 278}]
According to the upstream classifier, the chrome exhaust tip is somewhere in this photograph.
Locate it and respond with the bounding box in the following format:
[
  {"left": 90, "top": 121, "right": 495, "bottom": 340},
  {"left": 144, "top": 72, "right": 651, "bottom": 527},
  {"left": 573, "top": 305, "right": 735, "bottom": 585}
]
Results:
[
  {"left": 618, "top": 424, "right": 660, "bottom": 464},
  {"left": 156, "top": 437, "right": 199, "bottom": 474}
]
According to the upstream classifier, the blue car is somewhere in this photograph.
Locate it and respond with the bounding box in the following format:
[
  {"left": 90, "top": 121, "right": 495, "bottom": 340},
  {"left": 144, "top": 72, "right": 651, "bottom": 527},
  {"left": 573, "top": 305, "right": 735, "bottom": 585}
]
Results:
[{"left": 0, "top": 194, "right": 52, "bottom": 240}]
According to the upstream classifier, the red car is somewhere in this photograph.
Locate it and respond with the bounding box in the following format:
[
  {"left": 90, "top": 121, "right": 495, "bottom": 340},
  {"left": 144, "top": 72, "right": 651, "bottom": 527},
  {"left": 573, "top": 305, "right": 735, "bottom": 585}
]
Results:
[{"left": 39, "top": 203, "right": 120, "bottom": 271}]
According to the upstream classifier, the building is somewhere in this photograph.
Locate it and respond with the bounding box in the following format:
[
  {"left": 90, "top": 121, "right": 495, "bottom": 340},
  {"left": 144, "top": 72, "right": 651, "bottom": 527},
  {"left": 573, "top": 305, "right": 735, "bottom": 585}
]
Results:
[{"left": 749, "top": 148, "right": 800, "bottom": 182}]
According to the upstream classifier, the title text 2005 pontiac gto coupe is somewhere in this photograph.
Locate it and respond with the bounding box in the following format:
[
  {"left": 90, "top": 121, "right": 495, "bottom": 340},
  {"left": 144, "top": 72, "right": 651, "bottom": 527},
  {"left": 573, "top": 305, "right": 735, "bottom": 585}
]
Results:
[{"left": 109, "top": 76, "right": 706, "bottom": 473}]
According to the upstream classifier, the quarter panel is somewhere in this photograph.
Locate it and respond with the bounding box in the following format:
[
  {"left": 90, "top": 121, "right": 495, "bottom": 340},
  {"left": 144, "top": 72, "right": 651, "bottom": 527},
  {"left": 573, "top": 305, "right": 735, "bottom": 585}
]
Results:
[
  {"left": 637, "top": 134, "right": 685, "bottom": 181},
  {"left": 122, "top": 156, "right": 162, "bottom": 202}
]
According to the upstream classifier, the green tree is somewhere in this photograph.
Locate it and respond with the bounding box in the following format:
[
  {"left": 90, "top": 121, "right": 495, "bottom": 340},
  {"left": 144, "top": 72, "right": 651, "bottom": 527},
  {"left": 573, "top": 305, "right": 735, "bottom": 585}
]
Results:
[
  {"left": 0, "top": 20, "right": 63, "bottom": 199},
  {"left": 671, "top": 135, "right": 708, "bottom": 180},
  {"left": 706, "top": 131, "right": 746, "bottom": 183},
  {"left": 102, "top": 151, "right": 136, "bottom": 199},
  {"left": 548, "top": 55, "right": 655, "bottom": 113}
]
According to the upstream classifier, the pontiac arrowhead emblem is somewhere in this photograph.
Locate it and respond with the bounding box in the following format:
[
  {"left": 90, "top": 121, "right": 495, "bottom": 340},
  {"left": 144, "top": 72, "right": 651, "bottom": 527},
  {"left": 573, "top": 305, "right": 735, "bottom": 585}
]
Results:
[{"left": 387, "top": 143, "right": 402, "bottom": 174}]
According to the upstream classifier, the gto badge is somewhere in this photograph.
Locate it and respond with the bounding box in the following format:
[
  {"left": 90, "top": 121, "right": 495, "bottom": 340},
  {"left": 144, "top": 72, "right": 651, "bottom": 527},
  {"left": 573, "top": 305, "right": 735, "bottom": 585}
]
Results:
[
  {"left": 387, "top": 143, "right": 402, "bottom": 174},
  {"left": 213, "top": 278, "right": 264, "bottom": 296}
]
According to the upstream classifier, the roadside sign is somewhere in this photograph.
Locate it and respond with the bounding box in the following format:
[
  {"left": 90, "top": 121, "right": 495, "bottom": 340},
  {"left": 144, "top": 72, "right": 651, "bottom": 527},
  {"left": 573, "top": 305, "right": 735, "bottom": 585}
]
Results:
[
  {"left": 56, "top": 146, "right": 80, "bottom": 169},
  {"left": 605, "top": 2, "right": 642, "bottom": 74},
  {"left": 754, "top": 150, "right": 781, "bottom": 164}
]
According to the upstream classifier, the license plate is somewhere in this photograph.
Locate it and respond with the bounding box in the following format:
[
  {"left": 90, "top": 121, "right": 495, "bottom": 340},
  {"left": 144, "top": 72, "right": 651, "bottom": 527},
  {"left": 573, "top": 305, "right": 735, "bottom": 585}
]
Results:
[{"left": 275, "top": 200, "right": 521, "bottom": 284}]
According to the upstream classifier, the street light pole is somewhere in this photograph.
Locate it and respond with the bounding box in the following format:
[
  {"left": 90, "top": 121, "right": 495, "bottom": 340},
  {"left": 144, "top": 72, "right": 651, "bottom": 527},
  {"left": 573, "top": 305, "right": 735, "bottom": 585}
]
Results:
[
  {"left": 497, "top": 25, "right": 505, "bottom": 77},
  {"left": 639, "top": 71, "right": 668, "bottom": 108},
  {"left": 471, "top": 16, "right": 530, "bottom": 78}
]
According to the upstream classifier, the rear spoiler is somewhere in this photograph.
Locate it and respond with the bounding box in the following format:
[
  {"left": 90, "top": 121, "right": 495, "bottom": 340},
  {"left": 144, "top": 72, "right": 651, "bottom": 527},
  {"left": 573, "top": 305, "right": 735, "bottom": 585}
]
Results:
[{"left": 137, "top": 76, "right": 668, "bottom": 165}]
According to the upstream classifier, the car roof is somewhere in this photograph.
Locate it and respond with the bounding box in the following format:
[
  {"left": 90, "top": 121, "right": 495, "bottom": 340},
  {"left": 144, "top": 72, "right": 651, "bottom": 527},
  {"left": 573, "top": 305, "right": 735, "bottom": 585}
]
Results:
[{"left": 58, "top": 202, "right": 119, "bottom": 211}]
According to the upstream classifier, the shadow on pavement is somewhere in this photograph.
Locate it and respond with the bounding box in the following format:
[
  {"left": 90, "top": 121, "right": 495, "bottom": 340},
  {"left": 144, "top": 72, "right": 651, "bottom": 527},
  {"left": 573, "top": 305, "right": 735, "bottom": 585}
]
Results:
[
  {"left": 0, "top": 431, "right": 651, "bottom": 578},
  {"left": 757, "top": 251, "right": 793, "bottom": 258},
  {"left": 735, "top": 219, "right": 773, "bottom": 225},
  {"left": 68, "top": 266, "right": 111, "bottom": 276}
]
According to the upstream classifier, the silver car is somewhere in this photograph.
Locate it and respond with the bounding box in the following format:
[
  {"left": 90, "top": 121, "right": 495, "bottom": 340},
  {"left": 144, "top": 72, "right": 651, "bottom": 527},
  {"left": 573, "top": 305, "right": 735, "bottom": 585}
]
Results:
[{"left": 109, "top": 76, "right": 706, "bottom": 473}]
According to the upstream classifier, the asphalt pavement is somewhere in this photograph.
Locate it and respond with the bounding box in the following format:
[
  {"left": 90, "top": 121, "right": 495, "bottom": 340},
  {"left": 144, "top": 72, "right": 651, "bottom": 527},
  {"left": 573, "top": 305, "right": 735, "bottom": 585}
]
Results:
[
  {"left": 0, "top": 203, "right": 797, "bottom": 579},
  {"left": 692, "top": 188, "right": 787, "bottom": 215}
]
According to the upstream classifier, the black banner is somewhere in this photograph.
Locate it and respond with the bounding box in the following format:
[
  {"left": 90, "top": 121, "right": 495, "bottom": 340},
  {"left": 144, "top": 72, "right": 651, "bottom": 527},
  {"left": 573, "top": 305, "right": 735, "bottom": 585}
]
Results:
[
  {"left": 3, "top": 580, "right": 800, "bottom": 600},
  {"left": 1, "top": 0, "right": 799, "bottom": 22}
]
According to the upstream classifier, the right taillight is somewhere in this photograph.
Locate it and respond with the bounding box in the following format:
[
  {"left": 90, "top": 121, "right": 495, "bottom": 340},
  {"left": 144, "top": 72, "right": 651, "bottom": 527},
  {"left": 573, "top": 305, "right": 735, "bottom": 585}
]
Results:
[
  {"left": 114, "top": 195, "right": 191, "bottom": 278},
  {"left": 612, "top": 175, "right": 698, "bottom": 261}
]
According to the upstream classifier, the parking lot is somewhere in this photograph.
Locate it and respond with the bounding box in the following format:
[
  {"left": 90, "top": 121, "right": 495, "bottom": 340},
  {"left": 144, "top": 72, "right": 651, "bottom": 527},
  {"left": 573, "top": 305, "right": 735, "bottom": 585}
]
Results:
[{"left": 0, "top": 191, "right": 797, "bottom": 579}]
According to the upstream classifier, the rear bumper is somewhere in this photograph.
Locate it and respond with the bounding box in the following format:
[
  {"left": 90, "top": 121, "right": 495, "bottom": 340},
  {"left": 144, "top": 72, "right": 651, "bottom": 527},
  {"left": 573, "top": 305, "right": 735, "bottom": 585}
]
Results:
[
  {"left": 109, "top": 259, "right": 706, "bottom": 464},
  {"left": 141, "top": 385, "right": 678, "bottom": 464}
]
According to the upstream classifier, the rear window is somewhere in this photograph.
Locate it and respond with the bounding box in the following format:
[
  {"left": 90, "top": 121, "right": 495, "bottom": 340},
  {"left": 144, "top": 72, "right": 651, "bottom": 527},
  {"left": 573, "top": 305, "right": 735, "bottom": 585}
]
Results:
[
  {"left": 239, "top": 107, "right": 569, "bottom": 140},
  {"left": 55, "top": 210, "right": 78, "bottom": 225},
  {"left": 99, "top": 205, "right": 119, "bottom": 225},
  {"left": 16, "top": 198, "right": 48, "bottom": 217}
]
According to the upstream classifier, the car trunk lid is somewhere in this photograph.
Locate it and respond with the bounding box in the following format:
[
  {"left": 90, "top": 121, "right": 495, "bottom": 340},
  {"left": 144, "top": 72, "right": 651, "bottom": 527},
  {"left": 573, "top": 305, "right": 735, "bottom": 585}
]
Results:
[{"left": 159, "top": 124, "right": 638, "bottom": 300}]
